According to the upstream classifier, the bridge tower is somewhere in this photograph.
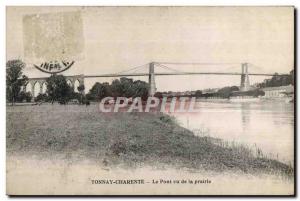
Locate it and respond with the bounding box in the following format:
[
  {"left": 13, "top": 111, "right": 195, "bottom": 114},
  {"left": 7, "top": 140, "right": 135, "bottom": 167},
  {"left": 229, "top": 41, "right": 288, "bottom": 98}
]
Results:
[
  {"left": 148, "top": 62, "right": 156, "bottom": 96},
  {"left": 240, "top": 63, "right": 250, "bottom": 91}
]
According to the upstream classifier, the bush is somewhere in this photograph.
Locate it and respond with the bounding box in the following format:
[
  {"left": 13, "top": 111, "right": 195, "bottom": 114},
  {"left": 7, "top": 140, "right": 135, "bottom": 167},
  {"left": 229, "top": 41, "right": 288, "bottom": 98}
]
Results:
[
  {"left": 34, "top": 93, "right": 48, "bottom": 102},
  {"left": 16, "top": 91, "right": 32, "bottom": 102}
]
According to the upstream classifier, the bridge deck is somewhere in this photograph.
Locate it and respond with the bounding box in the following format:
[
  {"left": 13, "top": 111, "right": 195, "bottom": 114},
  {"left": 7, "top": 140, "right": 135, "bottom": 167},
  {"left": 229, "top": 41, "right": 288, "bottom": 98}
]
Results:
[
  {"left": 84, "top": 72, "right": 286, "bottom": 78},
  {"left": 27, "top": 72, "right": 289, "bottom": 80}
]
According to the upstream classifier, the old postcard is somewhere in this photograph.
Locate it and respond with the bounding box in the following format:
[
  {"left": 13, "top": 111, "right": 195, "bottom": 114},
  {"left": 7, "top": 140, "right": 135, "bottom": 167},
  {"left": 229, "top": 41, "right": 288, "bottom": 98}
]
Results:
[{"left": 6, "top": 6, "right": 295, "bottom": 195}]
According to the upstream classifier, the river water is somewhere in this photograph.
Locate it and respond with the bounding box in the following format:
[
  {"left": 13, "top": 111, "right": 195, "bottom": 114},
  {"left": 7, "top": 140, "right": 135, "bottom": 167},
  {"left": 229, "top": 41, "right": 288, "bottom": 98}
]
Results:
[{"left": 166, "top": 100, "right": 294, "bottom": 164}]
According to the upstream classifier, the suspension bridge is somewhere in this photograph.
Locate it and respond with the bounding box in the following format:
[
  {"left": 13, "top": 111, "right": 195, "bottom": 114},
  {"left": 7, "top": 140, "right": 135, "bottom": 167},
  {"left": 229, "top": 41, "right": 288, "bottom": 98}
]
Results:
[{"left": 26, "top": 62, "right": 289, "bottom": 98}]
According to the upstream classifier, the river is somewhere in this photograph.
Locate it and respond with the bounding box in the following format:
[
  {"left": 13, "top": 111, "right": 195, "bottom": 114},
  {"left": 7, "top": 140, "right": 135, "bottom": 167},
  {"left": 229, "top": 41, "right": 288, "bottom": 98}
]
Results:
[{"left": 166, "top": 100, "right": 294, "bottom": 164}]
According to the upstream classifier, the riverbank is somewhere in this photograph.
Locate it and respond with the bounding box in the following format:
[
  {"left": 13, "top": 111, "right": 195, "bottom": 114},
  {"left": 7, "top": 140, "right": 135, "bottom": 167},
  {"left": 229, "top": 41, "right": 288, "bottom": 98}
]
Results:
[{"left": 7, "top": 104, "right": 293, "bottom": 177}]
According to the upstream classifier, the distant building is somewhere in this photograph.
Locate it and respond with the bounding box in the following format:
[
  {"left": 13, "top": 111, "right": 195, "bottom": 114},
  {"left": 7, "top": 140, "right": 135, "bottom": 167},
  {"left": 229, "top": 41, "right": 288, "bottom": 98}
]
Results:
[{"left": 262, "top": 85, "right": 294, "bottom": 98}]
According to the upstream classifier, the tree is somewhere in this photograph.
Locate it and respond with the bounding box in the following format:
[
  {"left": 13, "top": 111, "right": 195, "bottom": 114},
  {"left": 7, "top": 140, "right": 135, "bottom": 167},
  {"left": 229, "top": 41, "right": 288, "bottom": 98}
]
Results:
[
  {"left": 77, "top": 84, "right": 85, "bottom": 94},
  {"left": 131, "top": 80, "right": 149, "bottom": 101},
  {"left": 6, "top": 60, "right": 28, "bottom": 105},
  {"left": 77, "top": 84, "right": 85, "bottom": 104},
  {"left": 87, "top": 82, "right": 111, "bottom": 101},
  {"left": 16, "top": 91, "right": 32, "bottom": 102},
  {"left": 87, "top": 78, "right": 149, "bottom": 101},
  {"left": 34, "top": 93, "right": 48, "bottom": 102},
  {"left": 195, "top": 90, "right": 202, "bottom": 97},
  {"left": 257, "top": 70, "right": 293, "bottom": 88},
  {"left": 110, "top": 79, "right": 122, "bottom": 98},
  {"left": 110, "top": 78, "right": 134, "bottom": 98},
  {"left": 46, "top": 74, "right": 72, "bottom": 104},
  {"left": 217, "top": 86, "right": 239, "bottom": 98},
  {"left": 110, "top": 78, "right": 149, "bottom": 100}
]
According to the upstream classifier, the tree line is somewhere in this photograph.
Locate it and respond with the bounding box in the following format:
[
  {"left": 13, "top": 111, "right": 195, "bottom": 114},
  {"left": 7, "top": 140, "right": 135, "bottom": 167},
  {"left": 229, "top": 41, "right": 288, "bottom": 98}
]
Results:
[
  {"left": 6, "top": 59, "right": 149, "bottom": 105},
  {"left": 257, "top": 70, "right": 294, "bottom": 88},
  {"left": 86, "top": 77, "right": 149, "bottom": 101}
]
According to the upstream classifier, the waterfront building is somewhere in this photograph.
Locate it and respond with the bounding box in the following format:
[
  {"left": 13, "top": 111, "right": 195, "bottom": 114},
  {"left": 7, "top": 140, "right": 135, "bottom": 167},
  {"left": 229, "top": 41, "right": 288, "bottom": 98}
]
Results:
[{"left": 262, "top": 85, "right": 294, "bottom": 98}]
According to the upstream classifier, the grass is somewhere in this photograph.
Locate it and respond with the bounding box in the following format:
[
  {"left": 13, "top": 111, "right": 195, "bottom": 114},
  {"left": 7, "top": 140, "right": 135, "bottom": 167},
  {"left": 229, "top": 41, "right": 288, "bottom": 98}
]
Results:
[{"left": 6, "top": 104, "right": 293, "bottom": 177}]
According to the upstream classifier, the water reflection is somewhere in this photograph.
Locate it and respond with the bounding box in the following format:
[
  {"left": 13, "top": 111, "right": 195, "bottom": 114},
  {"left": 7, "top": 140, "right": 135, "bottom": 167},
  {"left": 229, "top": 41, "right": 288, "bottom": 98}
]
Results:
[
  {"left": 167, "top": 101, "right": 294, "bottom": 163},
  {"left": 241, "top": 103, "right": 250, "bottom": 131}
]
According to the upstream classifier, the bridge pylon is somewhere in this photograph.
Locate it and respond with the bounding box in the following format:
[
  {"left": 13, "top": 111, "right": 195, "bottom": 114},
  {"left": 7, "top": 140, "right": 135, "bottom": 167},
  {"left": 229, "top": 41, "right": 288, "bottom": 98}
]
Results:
[
  {"left": 240, "top": 63, "right": 250, "bottom": 91},
  {"left": 148, "top": 62, "right": 156, "bottom": 96}
]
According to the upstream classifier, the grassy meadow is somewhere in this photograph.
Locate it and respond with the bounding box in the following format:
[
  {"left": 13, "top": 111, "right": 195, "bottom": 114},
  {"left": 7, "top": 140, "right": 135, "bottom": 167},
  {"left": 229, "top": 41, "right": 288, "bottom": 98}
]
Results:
[{"left": 6, "top": 103, "right": 293, "bottom": 177}]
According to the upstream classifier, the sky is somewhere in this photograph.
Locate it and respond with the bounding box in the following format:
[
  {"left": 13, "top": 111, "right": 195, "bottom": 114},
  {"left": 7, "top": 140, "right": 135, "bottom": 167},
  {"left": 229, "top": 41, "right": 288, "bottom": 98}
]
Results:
[{"left": 6, "top": 6, "right": 294, "bottom": 92}]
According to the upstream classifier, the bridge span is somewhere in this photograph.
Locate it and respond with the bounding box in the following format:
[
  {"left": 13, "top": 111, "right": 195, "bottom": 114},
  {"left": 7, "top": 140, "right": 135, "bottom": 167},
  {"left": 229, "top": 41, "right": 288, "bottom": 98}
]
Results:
[
  {"left": 26, "top": 62, "right": 289, "bottom": 98},
  {"left": 84, "top": 72, "right": 279, "bottom": 78}
]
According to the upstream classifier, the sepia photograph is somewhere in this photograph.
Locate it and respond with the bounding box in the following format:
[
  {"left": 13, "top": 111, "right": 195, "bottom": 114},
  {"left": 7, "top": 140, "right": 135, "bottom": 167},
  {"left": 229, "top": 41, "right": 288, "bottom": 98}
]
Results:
[{"left": 6, "top": 6, "right": 295, "bottom": 195}]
